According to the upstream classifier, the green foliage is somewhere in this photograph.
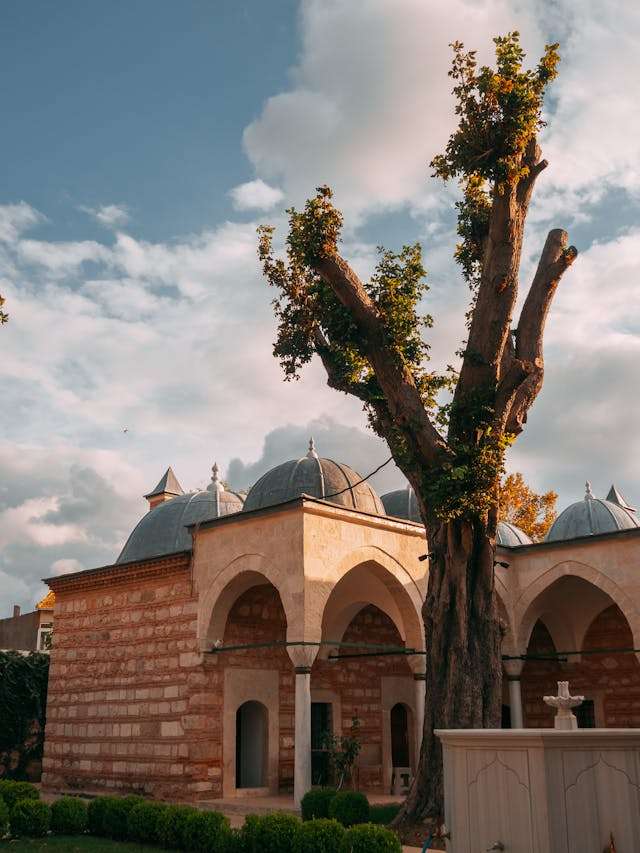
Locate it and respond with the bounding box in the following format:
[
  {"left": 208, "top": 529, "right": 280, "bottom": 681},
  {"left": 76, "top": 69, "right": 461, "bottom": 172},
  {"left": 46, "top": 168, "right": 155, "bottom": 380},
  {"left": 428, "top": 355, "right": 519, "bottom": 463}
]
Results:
[
  {"left": 368, "top": 803, "right": 402, "bottom": 825},
  {"left": 88, "top": 795, "right": 143, "bottom": 840},
  {"left": 0, "top": 652, "right": 49, "bottom": 779},
  {"left": 0, "top": 780, "right": 39, "bottom": 809},
  {"left": 225, "top": 827, "right": 247, "bottom": 853},
  {"left": 240, "top": 814, "right": 261, "bottom": 853},
  {"left": 249, "top": 813, "right": 301, "bottom": 853},
  {"left": 156, "top": 803, "right": 199, "bottom": 848},
  {"left": 301, "top": 788, "right": 337, "bottom": 821},
  {"left": 10, "top": 798, "right": 50, "bottom": 837},
  {"left": 328, "top": 791, "right": 370, "bottom": 827},
  {"left": 50, "top": 796, "right": 88, "bottom": 835},
  {"left": 0, "top": 795, "right": 9, "bottom": 837},
  {"left": 183, "top": 809, "right": 230, "bottom": 852},
  {"left": 321, "top": 718, "right": 362, "bottom": 790},
  {"left": 126, "top": 800, "right": 167, "bottom": 844},
  {"left": 294, "top": 818, "right": 345, "bottom": 853},
  {"left": 339, "top": 823, "right": 402, "bottom": 853},
  {"left": 0, "top": 292, "right": 7, "bottom": 325}
]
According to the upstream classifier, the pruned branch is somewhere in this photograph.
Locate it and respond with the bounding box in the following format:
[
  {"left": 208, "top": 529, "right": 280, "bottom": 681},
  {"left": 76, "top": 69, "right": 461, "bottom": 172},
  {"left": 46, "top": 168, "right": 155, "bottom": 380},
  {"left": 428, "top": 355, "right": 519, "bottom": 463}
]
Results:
[{"left": 502, "top": 228, "right": 577, "bottom": 434}]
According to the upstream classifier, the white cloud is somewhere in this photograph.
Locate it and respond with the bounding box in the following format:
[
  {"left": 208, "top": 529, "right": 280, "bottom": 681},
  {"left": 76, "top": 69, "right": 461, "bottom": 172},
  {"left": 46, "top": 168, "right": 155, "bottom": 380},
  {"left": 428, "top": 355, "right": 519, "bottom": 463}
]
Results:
[
  {"left": 80, "top": 203, "right": 130, "bottom": 229},
  {"left": 243, "top": 0, "right": 544, "bottom": 221},
  {"left": 229, "top": 179, "right": 285, "bottom": 211},
  {"left": 50, "top": 558, "right": 83, "bottom": 575},
  {"left": 18, "top": 239, "right": 111, "bottom": 276},
  {"left": 0, "top": 202, "right": 43, "bottom": 243}
]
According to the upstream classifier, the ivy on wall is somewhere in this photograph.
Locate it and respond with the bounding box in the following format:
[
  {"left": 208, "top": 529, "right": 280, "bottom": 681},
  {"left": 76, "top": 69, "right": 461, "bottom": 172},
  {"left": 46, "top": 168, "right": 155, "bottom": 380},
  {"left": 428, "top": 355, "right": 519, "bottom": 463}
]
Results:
[{"left": 0, "top": 651, "right": 49, "bottom": 780}]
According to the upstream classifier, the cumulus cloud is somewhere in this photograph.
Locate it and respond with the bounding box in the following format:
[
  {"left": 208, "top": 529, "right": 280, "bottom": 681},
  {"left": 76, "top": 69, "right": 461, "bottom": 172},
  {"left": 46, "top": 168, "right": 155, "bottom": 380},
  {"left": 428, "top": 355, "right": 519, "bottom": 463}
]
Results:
[
  {"left": 229, "top": 179, "right": 285, "bottom": 211},
  {"left": 0, "top": 202, "right": 43, "bottom": 243},
  {"left": 243, "top": 0, "right": 544, "bottom": 221},
  {"left": 80, "top": 203, "right": 130, "bottom": 229}
]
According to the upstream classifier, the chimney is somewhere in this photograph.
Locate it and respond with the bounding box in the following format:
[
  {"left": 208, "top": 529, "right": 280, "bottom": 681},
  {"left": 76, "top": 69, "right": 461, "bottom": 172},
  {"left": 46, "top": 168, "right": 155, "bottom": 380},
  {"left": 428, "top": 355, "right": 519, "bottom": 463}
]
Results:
[
  {"left": 12, "top": 604, "right": 20, "bottom": 618},
  {"left": 144, "top": 467, "right": 184, "bottom": 511}
]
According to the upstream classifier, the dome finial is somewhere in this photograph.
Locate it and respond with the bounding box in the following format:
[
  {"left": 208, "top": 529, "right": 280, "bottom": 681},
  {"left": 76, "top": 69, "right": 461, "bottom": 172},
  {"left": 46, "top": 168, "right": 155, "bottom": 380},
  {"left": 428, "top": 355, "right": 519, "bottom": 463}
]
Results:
[
  {"left": 307, "top": 437, "right": 319, "bottom": 459},
  {"left": 585, "top": 481, "right": 594, "bottom": 500},
  {"left": 207, "top": 462, "right": 224, "bottom": 493}
]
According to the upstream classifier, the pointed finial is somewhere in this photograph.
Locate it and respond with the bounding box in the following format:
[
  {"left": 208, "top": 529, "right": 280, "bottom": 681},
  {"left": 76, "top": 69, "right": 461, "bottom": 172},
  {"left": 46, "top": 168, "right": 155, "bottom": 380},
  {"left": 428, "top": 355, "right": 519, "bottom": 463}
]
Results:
[
  {"left": 207, "top": 462, "right": 224, "bottom": 493},
  {"left": 585, "top": 481, "right": 594, "bottom": 500},
  {"left": 307, "top": 437, "right": 319, "bottom": 459}
]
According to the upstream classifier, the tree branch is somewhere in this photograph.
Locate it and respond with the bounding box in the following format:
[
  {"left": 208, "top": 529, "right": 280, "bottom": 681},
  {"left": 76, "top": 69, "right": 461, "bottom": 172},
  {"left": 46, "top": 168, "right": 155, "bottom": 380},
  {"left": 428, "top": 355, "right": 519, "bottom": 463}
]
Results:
[
  {"left": 504, "top": 228, "right": 578, "bottom": 433},
  {"left": 313, "top": 254, "right": 451, "bottom": 466}
]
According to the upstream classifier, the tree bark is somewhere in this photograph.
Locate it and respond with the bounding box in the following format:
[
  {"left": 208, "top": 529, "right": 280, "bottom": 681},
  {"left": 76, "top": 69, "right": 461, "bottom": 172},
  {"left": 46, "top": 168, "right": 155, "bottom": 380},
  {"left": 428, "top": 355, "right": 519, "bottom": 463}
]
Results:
[{"left": 401, "top": 515, "right": 502, "bottom": 821}]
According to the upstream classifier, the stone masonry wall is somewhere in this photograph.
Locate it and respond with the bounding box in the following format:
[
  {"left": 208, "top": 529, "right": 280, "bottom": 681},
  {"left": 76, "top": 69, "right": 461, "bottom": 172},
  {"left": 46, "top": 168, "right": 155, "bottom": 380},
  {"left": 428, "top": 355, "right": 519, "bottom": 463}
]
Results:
[
  {"left": 41, "top": 554, "right": 217, "bottom": 801},
  {"left": 522, "top": 604, "right": 640, "bottom": 727}
]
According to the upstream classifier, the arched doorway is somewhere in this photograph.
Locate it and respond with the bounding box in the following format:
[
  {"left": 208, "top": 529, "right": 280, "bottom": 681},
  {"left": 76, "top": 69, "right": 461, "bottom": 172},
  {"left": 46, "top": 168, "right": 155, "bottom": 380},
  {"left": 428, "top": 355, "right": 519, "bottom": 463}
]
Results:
[
  {"left": 390, "top": 703, "right": 410, "bottom": 767},
  {"left": 235, "top": 701, "right": 268, "bottom": 788}
]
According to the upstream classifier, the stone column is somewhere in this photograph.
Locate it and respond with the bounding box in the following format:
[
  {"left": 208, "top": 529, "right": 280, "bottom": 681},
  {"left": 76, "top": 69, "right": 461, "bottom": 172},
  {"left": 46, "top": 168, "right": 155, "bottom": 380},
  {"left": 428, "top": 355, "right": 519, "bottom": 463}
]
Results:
[
  {"left": 504, "top": 659, "right": 525, "bottom": 729},
  {"left": 413, "top": 672, "right": 426, "bottom": 760},
  {"left": 294, "top": 666, "right": 312, "bottom": 805}
]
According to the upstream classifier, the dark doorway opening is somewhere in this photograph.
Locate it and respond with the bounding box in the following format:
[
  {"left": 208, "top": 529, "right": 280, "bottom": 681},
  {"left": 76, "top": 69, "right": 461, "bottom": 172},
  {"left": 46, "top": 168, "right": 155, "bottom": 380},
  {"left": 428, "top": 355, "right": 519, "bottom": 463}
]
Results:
[
  {"left": 501, "top": 704, "right": 512, "bottom": 728},
  {"left": 311, "top": 702, "right": 332, "bottom": 785},
  {"left": 391, "top": 703, "right": 410, "bottom": 767},
  {"left": 577, "top": 699, "right": 596, "bottom": 728},
  {"left": 236, "top": 700, "right": 267, "bottom": 788}
]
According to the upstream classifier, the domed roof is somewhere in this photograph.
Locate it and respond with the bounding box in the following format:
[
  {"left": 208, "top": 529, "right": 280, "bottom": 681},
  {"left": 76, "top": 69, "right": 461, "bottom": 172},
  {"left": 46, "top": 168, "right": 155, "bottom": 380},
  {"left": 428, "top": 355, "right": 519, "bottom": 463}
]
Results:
[
  {"left": 381, "top": 485, "right": 421, "bottom": 523},
  {"left": 545, "top": 482, "right": 640, "bottom": 543},
  {"left": 496, "top": 520, "right": 532, "bottom": 547},
  {"left": 242, "top": 439, "right": 385, "bottom": 515},
  {"left": 117, "top": 464, "right": 244, "bottom": 564}
]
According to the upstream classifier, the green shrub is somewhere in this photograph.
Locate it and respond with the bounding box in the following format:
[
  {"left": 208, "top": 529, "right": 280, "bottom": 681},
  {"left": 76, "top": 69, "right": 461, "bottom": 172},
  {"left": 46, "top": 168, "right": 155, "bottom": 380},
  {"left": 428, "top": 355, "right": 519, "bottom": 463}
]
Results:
[
  {"left": 301, "top": 788, "right": 337, "bottom": 821},
  {"left": 0, "top": 780, "right": 39, "bottom": 809},
  {"left": 253, "top": 812, "right": 301, "bottom": 853},
  {"left": 50, "top": 796, "right": 88, "bottom": 834},
  {"left": 157, "top": 803, "right": 199, "bottom": 848},
  {"left": 240, "top": 813, "right": 261, "bottom": 853},
  {"left": 339, "top": 823, "right": 402, "bottom": 853},
  {"left": 368, "top": 803, "right": 401, "bottom": 825},
  {"left": 127, "top": 800, "right": 167, "bottom": 843},
  {"left": 328, "top": 791, "right": 369, "bottom": 827},
  {"left": 183, "top": 809, "right": 230, "bottom": 852},
  {"left": 226, "top": 827, "right": 246, "bottom": 853},
  {"left": 0, "top": 796, "right": 9, "bottom": 837},
  {"left": 10, "top": 798, "right": 50, "bottom": 837},
  {"left": 294, "top": 818, "right": 345, "bottom": 853},
  {"left": 90, "top": 794, "right": 144, "bottom": 839}
]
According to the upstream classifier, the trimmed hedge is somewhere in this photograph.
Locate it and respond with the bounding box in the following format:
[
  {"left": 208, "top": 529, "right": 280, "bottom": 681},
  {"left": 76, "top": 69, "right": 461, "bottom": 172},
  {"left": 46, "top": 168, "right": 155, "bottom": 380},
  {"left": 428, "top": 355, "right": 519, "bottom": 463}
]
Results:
[
  {"left": 0, "top": 796, "right": 9, "bottom": 837},
  {"left": 339, "top": 823, "right": 402, "bottom": 853},
  {"left": 157, "top": 803, "right": 199, "bottom": 848},
  {"left": 301, "top": 788, "right": 337, "bottom": 821},
  {"left": 88, "top": 794, "right": 144, "bottom": 839},
  {"left": 127, "top": 799, "right": 167, "bottom": 844},
  {"left": 50, "top": 796, "right": 88, "bottom": 835},
  {"left": 328, "top": 791, "right": 370, "bottom": 827},
  {"left": 294, "top": 817, "right": 345, "bottom": 853},
  {"left": 0, "top": 651, "right": 49, "bottom": 780},
  {"left": 183, "top": 809, "right": 230, "bottom": 852},
  {"left": 253, "top": 812, "right": 301, "bottom": 853},
  {"left": 0, "top": 780, "right": 39, "bottom": 809},
  {"left": 369, "top": 803, "right": 402, "bottom": 825},
  {"left": 10, "top": 798, "right": 50, "bottom": 838}
]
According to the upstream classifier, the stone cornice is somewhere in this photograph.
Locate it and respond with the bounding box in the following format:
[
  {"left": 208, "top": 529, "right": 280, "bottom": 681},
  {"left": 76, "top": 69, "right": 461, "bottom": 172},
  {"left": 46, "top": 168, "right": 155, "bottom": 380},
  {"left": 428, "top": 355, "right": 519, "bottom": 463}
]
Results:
[
  {"left": 497, "top": 524, "right": 640, "bottom": 555},
  {"left": 43, "top": 551, "right": 191, "bottom": 594}
]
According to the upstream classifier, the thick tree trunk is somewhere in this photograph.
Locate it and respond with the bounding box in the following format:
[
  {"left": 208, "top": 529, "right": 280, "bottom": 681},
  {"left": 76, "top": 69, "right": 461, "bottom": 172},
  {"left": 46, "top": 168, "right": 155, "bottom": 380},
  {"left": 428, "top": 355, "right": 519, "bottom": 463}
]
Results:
[{"left": 401, "top": 515, "right": 502, "bottom": 822}]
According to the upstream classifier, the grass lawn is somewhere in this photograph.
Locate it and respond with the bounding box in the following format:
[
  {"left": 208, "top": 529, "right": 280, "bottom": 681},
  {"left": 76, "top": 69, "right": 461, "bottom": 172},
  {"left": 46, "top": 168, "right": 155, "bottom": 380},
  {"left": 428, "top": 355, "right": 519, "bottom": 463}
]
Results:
[{"left": 1, "top": 838, "right": 162, "bottom": 852}]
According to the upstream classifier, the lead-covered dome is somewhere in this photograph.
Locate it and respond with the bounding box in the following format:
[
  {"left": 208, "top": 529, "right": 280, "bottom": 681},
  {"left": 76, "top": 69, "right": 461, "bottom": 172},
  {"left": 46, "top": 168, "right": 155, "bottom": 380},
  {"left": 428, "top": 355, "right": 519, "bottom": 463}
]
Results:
[
  {"left": 545, "top": 482, "right": 640, "bottom": 542},
  {"left": 242, "top": 439, "right": 385, "bottom": 515},
  {"left": 381, "top": 485, "right": 421, "bottom": 523},
  {"left": 117, "top": 464, "right": 244, "bottom": 564},
  {"left": 496, "top": 521, "right": 532, "bottom": 547}
]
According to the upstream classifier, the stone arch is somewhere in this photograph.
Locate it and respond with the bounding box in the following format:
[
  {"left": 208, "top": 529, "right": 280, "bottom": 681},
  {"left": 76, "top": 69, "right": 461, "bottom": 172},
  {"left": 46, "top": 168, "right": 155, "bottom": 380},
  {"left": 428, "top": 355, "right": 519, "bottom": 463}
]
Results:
[
  {"left": 198, "top": 552, "right": 299, "bottom": 648},
  {"left": 515, "top": 560, "right": 640, "bottom": 659},
  {"left": 317, "top": 551, "right": 424, "bottom": 673}
]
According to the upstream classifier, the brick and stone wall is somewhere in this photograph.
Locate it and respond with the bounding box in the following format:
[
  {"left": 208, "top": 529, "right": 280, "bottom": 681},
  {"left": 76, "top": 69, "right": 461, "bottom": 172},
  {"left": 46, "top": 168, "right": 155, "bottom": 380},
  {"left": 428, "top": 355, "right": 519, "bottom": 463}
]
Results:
[
  {"left": 522, "top": 604, "right": 640, "bottom": 727},
  {"left": 41, "top": 553, "right": 211, "bottom": 801}
]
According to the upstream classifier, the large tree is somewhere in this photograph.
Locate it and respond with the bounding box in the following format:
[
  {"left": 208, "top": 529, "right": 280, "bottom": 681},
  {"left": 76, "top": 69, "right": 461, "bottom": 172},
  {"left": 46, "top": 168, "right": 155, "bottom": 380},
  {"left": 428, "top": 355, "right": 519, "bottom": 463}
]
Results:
[
  {"left": 258, "top": 33, "right": 577, "bottom": 820},
  {"left": 500, "top": 472, "right": 557, "bottom": 541}
]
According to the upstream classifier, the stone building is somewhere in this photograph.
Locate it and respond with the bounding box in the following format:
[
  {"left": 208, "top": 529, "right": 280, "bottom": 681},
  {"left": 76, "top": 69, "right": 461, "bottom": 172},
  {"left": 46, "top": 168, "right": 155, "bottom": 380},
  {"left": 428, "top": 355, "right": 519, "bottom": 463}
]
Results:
[
  {"left": 0, "top": 592, "right": 54, "bottom": 652},
  {"left": 40, "top": 446, "right": 640, "bottom": 804}
]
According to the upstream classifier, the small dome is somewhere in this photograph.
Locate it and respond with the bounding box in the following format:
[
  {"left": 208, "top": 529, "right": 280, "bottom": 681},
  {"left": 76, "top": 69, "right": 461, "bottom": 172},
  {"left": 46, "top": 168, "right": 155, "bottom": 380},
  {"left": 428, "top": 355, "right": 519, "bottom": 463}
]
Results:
[
  {"left": 381, "top": 485, "right": 421, "bottom": 523},
  {"left": 242, "top": 439, "right": 385, "bottom": 515},
  {"left": 117, "top": 464, "right": 244, "bottom": 564},
  {"left": 545, "top": 482, "right": 640, "bottom": 542},
  {"left": 496, "top": 520, "right": 532, "bottom": 547}
]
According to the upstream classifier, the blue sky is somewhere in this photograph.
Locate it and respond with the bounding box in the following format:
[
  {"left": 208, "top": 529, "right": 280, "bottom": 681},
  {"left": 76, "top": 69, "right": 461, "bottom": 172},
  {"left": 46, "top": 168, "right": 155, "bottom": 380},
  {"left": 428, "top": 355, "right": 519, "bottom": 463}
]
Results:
[{"left": 2, "top": 0, "right": 640, "bottom": 612}]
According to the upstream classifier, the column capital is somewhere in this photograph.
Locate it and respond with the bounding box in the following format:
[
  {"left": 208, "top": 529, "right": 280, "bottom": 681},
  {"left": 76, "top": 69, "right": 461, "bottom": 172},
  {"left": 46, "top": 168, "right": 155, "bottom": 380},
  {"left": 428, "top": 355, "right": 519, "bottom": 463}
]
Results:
[{"left": 503, "top": 658, "right": 525, "bottom": 679}]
